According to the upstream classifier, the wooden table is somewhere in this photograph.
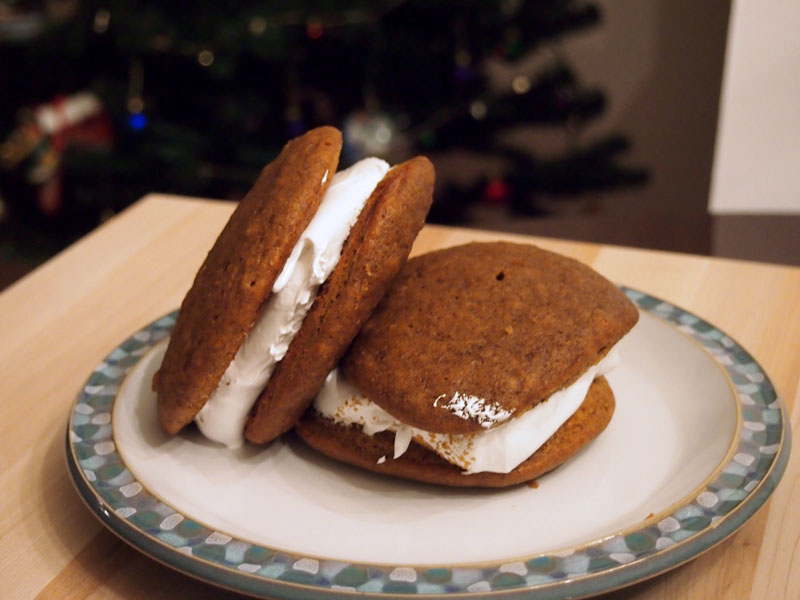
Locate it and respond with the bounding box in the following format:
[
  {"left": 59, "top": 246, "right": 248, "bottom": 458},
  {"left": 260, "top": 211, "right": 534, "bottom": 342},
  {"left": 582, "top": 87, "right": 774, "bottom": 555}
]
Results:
[{"left": 2, "top": 195, "right": 798, "bottom": 599}]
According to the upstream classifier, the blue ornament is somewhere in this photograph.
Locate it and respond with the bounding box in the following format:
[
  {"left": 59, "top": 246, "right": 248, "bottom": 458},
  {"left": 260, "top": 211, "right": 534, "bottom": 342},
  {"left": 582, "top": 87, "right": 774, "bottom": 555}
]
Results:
[{"left": 128, "top": 113, "right": 147, "bottom": 131}]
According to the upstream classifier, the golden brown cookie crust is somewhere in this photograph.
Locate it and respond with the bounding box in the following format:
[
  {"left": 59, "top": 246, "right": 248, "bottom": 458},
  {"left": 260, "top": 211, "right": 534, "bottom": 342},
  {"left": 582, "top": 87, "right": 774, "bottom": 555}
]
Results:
[
  {"left": 342, "top": 241, "right": 638, "bottom": 434},
  {"left": 155, "top": 127, "right": 342, "bottom": 434},
  {"left": 244, "top": 157, "right": 435, "bottom": 444},
  {"left": 295, "top": 376, "right": 616, "bottom": 488}
]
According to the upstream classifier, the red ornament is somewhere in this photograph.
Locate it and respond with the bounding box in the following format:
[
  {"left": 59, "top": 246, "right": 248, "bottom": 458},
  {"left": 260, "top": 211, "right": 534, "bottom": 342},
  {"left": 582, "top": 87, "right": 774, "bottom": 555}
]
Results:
[
  {"left": 483, "top": 178, "right": 510, "bottom": 204},
  {"left": 306, "top": 20, "right": 323, "bottom": 40},
  {"left": 1, "top": 92, "right": 113, "bottom": 217}
]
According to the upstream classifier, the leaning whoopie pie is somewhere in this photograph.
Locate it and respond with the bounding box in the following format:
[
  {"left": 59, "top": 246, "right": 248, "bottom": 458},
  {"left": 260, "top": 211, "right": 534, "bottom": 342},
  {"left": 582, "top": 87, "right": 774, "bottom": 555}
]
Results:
[{"left": 154, "top": 126, "right": 434, "bottom": 448}]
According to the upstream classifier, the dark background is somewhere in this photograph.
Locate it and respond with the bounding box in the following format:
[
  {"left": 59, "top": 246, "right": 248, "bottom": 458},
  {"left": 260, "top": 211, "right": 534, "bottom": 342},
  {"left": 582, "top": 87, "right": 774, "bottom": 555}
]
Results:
[{"left": 1, "top": 0, "right": 796, "bottom": 290}]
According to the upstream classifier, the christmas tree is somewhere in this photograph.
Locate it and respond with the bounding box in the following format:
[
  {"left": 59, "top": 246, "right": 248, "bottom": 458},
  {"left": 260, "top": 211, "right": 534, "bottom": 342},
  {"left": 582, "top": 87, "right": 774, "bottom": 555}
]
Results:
[{"left": 0, "top": 0, "right": 646, "bottom": 255}]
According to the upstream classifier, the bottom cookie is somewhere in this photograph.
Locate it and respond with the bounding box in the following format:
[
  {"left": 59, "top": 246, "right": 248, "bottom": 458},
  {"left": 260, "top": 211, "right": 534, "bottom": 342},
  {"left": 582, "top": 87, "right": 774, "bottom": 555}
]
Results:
[{"left": 295, "top": 376, "right": 615, "bottom": 488}]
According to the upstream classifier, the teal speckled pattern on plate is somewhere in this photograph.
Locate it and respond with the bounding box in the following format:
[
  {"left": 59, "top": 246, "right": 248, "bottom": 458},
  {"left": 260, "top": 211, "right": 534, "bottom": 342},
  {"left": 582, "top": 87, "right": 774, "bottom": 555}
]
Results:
[{"left": 66, "top": 289, "right": 791, "bottom": 599}]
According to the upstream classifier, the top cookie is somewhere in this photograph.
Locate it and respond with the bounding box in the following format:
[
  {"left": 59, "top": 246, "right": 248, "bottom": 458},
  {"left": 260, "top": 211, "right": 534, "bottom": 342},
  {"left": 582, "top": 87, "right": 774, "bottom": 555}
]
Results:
[
  {"left": 155, "top": 127, "right": 342, "bottom": 434},
  {"left": 244, "top": 156, "right": 435, "bottom": 444},
  {"left": 341, "top": 241, "right": 639, "bottom": 435}
]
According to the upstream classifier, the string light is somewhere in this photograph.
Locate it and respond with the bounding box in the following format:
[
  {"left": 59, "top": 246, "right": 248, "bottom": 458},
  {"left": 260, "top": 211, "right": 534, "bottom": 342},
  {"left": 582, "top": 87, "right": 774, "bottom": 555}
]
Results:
[
  {"left": 455, "top": 49, "right": 471, "bottom": 67},
  {"left": 470, "top": 100, "right": 487, "bottom": 120},
  {"left": 128, "top": 113, "right": 147, "bottom": 131},
  {"left": 454, "top": 48, "right": 473, "bottom": 82},
  {"left": 420, "top": 131, "right": 436, "bottom": 147},
  {"left": 198, "top": 50, "right": 214, "bottom": 67},
  {"left": 249, "top": 17, "right": 267, "bottom": 35},
  {"left": 306, "top": 20, "right": 323, "bottom": 39},
  {"left": 284, "top": 104, "right": 304, "bottom": 137},
  {"left": 284, "top": 104, "right": 302, "bottom": 121},
  {"left": 484, "top": 178, "right": 510, "bottom": 204},
  {"left": 127, "top": 97, "right": 144, "bottom": 113},
  {"left": 343, "top": 111, "right": 398, "bottom": 159},
  {"left": 501, "top": 0, "right": 523, "bottom": 16},
  {"left": 512, "top": 75, "right": 531, "bottom": 94},
  {"left": 126, "top": 58, "right": 145, "bottom": 130},
  {"left": 93, "top": 9, "right": 110, "bottom": 34},
  {"left": 150, "top": 34, "right": 171, "bottom": 51},
  {"left": 374, "top": 122, "right": 392, "bottom": 145}
]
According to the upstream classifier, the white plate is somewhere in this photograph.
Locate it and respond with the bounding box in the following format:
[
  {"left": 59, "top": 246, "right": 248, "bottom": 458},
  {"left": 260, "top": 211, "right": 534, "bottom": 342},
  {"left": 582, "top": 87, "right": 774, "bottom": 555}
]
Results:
[{"left": 66, "top": 288, "right": 790, "bottom": 599}]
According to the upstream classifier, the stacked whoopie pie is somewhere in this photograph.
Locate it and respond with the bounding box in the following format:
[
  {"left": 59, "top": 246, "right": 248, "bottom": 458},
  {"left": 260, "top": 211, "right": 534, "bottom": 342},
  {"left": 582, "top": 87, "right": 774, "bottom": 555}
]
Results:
[{"left": 154, "top": 126, "right": 639, "bottom": 488}]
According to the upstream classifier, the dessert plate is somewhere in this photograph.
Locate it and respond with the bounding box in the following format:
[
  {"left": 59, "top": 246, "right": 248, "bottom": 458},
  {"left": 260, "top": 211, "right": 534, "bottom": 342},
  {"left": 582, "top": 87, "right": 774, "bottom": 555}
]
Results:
[{"left": 66, "top": 288, "right": 790, "bottom": 599}]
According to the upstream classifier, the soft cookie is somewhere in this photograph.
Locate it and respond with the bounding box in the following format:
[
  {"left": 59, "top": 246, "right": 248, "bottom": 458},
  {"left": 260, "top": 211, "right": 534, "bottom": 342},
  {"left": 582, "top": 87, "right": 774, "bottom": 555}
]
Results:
[
  {"left": 154, "top": 127, "right": 434, "bottom": 448},
  {"left": 296, "top": 242, "right": 638, "bottom": 487}
]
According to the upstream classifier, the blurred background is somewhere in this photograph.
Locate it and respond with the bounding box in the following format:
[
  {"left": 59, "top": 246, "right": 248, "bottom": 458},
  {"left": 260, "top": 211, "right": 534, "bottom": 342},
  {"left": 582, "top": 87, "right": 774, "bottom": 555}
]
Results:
[{"left": 1, "top": 0, "right": 797, "bottom": 290}]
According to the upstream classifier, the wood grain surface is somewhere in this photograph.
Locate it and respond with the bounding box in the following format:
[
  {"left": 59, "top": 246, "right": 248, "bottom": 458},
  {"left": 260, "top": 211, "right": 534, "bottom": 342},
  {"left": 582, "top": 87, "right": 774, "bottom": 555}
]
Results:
[{"left": 1, "top": 195, "right": 797, "bottom": 599}]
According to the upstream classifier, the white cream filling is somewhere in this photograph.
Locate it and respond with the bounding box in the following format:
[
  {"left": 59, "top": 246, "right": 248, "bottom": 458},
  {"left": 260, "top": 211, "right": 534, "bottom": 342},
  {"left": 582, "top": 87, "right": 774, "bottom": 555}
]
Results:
[
  {"left": 195, "top": 157, "right": 390, "bottom": 448},
  {"left": 313, "top": 346, "right": 620, "bottom": 474}
]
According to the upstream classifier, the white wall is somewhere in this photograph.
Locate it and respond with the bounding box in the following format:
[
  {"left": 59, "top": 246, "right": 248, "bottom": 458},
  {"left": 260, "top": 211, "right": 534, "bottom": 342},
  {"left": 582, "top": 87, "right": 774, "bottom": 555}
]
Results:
[{"left": 709, "top": 1, "right": 800, "bottom": 214}]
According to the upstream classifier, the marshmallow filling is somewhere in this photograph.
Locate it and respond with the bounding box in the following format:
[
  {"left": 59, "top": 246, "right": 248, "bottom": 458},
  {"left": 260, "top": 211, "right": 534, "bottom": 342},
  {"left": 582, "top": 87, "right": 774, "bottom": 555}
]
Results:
[
  {"left": 195, "top": 157, "right": 390, "bottom": 448},
  {"left": 313, "top": 345, "right": 620, "bottom": 474}
]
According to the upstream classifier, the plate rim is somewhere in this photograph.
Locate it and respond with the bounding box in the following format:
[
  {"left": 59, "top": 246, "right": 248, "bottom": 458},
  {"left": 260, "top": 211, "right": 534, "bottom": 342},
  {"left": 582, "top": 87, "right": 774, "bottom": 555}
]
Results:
[{"left": 65, "top": 287, "right": 791, "bottom": 599}]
